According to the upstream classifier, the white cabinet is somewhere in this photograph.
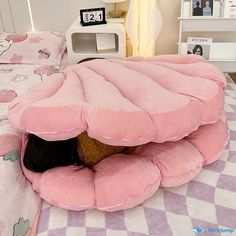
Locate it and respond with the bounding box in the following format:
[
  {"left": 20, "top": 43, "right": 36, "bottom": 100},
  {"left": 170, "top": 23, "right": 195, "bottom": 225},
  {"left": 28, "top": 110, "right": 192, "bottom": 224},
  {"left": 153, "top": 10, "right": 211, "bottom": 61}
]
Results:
[
  {"left": 178, "top": 0, "right": 236, "bottom": 72},
  {"left": 66, "top": 17, "right": 126, "bottom": 64}
]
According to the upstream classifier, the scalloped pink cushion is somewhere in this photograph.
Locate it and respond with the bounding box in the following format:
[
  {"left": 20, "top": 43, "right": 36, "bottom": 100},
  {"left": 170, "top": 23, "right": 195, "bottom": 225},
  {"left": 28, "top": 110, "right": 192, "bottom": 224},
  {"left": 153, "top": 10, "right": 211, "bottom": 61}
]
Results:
[
  {"left": 20, "top": 118, "right": 228, "bottom": 212},
  {"left": 9, "top": 54, "right": 228, "bottom": 211}
]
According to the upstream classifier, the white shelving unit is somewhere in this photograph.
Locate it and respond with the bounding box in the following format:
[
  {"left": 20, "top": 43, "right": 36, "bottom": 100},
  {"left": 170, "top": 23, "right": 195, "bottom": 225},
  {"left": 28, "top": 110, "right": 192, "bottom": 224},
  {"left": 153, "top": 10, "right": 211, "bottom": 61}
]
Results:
[
  {"left": 66, "top": 17, "right": 126, "bottom": 64},
  {"left": 178, "top": 0, "right": 236, "bottom": 72}
]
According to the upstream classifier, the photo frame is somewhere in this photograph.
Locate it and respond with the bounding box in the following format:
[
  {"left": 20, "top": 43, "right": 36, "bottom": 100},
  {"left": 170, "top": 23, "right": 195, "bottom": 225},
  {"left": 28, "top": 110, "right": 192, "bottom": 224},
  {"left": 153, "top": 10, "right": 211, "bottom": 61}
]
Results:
[
  {"left": 80, "top": 8, "right": 107, "bottom": 26},
  {"left": 223, "top": 0, "right": 236, "bottom": 18},
  {"left": 191, "top": 0, "right": 215, "bottom": 17},
  {"left": 187, "top": 37, "right": 213, "bottom": 60}
]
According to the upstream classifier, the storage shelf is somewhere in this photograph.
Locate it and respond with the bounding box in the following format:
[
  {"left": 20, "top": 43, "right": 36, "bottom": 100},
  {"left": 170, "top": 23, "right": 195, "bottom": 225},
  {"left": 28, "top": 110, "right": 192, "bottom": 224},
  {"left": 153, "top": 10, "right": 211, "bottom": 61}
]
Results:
[
  {"left": 178, "top": 0, "right": 236, "bottom": 72},
  {"left": 208, "top": 61, "right": 236, "bottom": 72},
  {"left": 179, "top": 17, "right": 236, "bottom": 21},
  {"left": 179, "top": 43, "right": 236, "bottom": 72},
  {"left": 179, "top": 18, "right": 236, "bottom": 32},
  {"left": 71, "top": 34, "right": 119, "bottom": 54},
  {"left": 180, "top": 43, "right": 236, "bottom": 60},
  {"left": 208, "top": 59, "right": 236, "bottom": 62}
]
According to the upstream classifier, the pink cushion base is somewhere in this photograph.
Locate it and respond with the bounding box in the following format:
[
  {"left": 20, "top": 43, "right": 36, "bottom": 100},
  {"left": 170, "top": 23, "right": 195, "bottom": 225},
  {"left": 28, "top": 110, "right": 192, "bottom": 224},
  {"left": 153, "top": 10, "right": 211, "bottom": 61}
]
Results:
[{"left": 20, "top": 119, "right": 228, "bottom": 212}]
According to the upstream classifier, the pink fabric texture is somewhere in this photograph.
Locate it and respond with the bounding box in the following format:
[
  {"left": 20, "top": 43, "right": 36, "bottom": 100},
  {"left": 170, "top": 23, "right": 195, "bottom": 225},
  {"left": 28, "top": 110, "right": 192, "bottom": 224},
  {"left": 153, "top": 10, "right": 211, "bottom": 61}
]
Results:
[
  {"left": 19, "top": 119, "right": 227, "bottom": 211},
  {"left": 9, "top": 55, "right": 226, "bottom": 143},
  {"left": 9, "top": 55, "right": 228, "bottom": 211},
  {"left": 0, "top": 31, "right": 65, "bottom": 65}
]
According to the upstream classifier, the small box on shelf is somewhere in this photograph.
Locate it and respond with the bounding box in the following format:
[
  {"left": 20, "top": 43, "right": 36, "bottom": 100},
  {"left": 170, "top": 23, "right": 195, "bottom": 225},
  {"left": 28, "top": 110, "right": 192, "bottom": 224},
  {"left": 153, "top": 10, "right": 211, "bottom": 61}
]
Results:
[
  {"left": 96, "top": 33, "right": 117, "bottom": 53},
  {"left": 106, "top": 11, "right": 127, "bottom": 24},
  {"left": 106, "top": 17, "right": 126, "bottom": 23}
]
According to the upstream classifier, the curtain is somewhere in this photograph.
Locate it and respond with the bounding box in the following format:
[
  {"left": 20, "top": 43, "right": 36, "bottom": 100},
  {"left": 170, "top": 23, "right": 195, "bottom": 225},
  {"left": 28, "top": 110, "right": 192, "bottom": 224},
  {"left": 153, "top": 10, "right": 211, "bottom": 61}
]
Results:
[{"left": 126, "top": 0, "right": 163, "bottom": 56}]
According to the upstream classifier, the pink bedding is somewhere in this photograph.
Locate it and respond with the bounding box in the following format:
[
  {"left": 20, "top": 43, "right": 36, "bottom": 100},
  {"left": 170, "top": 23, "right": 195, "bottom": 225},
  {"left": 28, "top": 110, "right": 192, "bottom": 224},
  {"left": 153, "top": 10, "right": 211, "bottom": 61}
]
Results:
[
  {"left": 0, "top": 32, "right": 65, "bottom": 65},
  {"left": 0, "top": 64, "right": 46, "bottom": 236},
  {"left": 8, "top": 55, "right": 228, "bottom": 212}
]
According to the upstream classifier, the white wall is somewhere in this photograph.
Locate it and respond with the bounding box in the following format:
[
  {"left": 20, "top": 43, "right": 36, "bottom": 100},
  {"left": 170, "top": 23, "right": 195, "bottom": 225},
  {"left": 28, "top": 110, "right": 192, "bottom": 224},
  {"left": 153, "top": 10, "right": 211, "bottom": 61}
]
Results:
[
  {"left": 0, "top": 0, "right": 113, "bottom": 33},
  {"left": 0, "top": 0, "right": 16, "bottom": 32},
  {"left": 10, "top": 0, "right": 33, "bottom": 32},
  {"left": 156, "top": 0, "right": 181, "bottom": 54},
  {"left": 29, "top": 0, "right": 110, "bottom": 32},
  {"left": 0, "top": 14, "right": 3, "bottom": 32}
]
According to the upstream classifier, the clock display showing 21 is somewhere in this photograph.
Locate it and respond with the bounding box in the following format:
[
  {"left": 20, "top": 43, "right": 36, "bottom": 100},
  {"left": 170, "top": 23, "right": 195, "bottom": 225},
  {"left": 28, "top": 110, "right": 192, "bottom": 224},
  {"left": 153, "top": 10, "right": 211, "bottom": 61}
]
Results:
[
  {"left": 80, "top": 8, "right": 107, "bottom": 26},
  {"left": 83, "top": 11, "right": 103, "bottom": 23}
]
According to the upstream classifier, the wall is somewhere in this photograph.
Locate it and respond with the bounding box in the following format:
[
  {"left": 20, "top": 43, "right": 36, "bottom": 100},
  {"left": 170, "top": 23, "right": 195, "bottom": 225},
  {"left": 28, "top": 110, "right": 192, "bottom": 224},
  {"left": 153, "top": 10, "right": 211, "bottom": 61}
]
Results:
[
  {"left": 156, "top": 0, "right": 181, "bottom": 54},
  {"left": 0, "top": 0, "right": 113, "bottom": 33},
  {"left": 29, "top": 0, "right": 111, "bottom": 32}
]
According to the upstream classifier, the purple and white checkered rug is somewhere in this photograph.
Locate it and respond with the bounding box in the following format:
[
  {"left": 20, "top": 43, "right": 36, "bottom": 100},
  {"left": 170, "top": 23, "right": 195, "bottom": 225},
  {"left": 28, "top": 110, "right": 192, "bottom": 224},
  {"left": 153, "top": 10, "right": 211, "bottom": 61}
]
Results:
[{"left": 37, "top": 74, "right": 236, "bottom": 236}]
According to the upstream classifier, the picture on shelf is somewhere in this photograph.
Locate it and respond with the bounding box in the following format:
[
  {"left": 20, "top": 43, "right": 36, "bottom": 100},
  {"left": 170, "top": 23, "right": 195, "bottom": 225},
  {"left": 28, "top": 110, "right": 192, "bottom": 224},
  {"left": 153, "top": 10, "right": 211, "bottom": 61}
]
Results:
[
  {"left": 187, "top": 37, "right": 213, "bottom": 60},
  {"left": 223, "top": 0, "right": 236, "bottom": 18},
  {"left": 191, "top": 0, "right": 215, "bottom": 16}
]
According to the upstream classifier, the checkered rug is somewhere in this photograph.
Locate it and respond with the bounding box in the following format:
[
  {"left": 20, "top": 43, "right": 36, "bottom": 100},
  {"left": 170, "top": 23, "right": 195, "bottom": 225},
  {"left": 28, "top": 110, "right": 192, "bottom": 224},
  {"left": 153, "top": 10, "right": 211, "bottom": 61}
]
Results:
[{"left": 36, "top": 74, "right": 236, "bottom": 236}]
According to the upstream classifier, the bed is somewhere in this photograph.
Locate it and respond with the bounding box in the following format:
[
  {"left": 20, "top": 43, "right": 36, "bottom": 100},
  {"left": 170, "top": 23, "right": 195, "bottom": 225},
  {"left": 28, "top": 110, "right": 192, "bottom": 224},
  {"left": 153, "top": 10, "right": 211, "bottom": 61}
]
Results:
[{"left": 0, "top": 31, "right": 235, "bottom": 236}]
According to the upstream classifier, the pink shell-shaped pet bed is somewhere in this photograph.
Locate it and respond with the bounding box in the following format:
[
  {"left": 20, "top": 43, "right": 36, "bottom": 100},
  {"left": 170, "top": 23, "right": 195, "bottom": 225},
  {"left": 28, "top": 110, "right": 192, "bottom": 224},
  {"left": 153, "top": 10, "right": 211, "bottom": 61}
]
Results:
[{"left": 9, "top": 55, "right": 228, "bottom": 211}]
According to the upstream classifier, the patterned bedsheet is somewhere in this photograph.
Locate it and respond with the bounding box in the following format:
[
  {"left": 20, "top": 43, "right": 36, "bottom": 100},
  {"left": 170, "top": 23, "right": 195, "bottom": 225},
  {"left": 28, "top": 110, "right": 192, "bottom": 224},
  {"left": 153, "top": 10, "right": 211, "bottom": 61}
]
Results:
[
  {"left": 36, "top": 74, "right": 236, "bottom": 236},
  {"left": 0, "top": 64, "right": 59, "bottom": 236}
]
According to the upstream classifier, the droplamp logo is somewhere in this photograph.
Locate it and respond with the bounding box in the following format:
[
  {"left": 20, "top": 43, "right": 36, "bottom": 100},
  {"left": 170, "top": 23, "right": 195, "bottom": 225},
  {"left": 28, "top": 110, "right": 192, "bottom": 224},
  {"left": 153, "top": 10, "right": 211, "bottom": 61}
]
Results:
[
  {"left": 192, "top": 227, "right": 235, "bottom": 234},
  {"left": 192, "top": 227, "right": 206, "bottom": 234}
]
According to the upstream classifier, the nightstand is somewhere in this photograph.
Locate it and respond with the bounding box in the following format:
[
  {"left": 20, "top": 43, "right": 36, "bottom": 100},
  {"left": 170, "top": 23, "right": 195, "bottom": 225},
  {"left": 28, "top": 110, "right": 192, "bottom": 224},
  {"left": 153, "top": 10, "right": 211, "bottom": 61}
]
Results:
[{"left": 66, "top": 17, "right": 126, "bottom": 64}]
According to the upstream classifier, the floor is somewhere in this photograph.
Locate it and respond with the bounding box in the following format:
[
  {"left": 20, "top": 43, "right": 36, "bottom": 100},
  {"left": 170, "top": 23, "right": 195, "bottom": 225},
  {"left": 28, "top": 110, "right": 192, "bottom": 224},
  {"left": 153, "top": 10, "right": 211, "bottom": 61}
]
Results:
[{"left": 229, "top": 73, "right": 236, "bottom": 84}]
